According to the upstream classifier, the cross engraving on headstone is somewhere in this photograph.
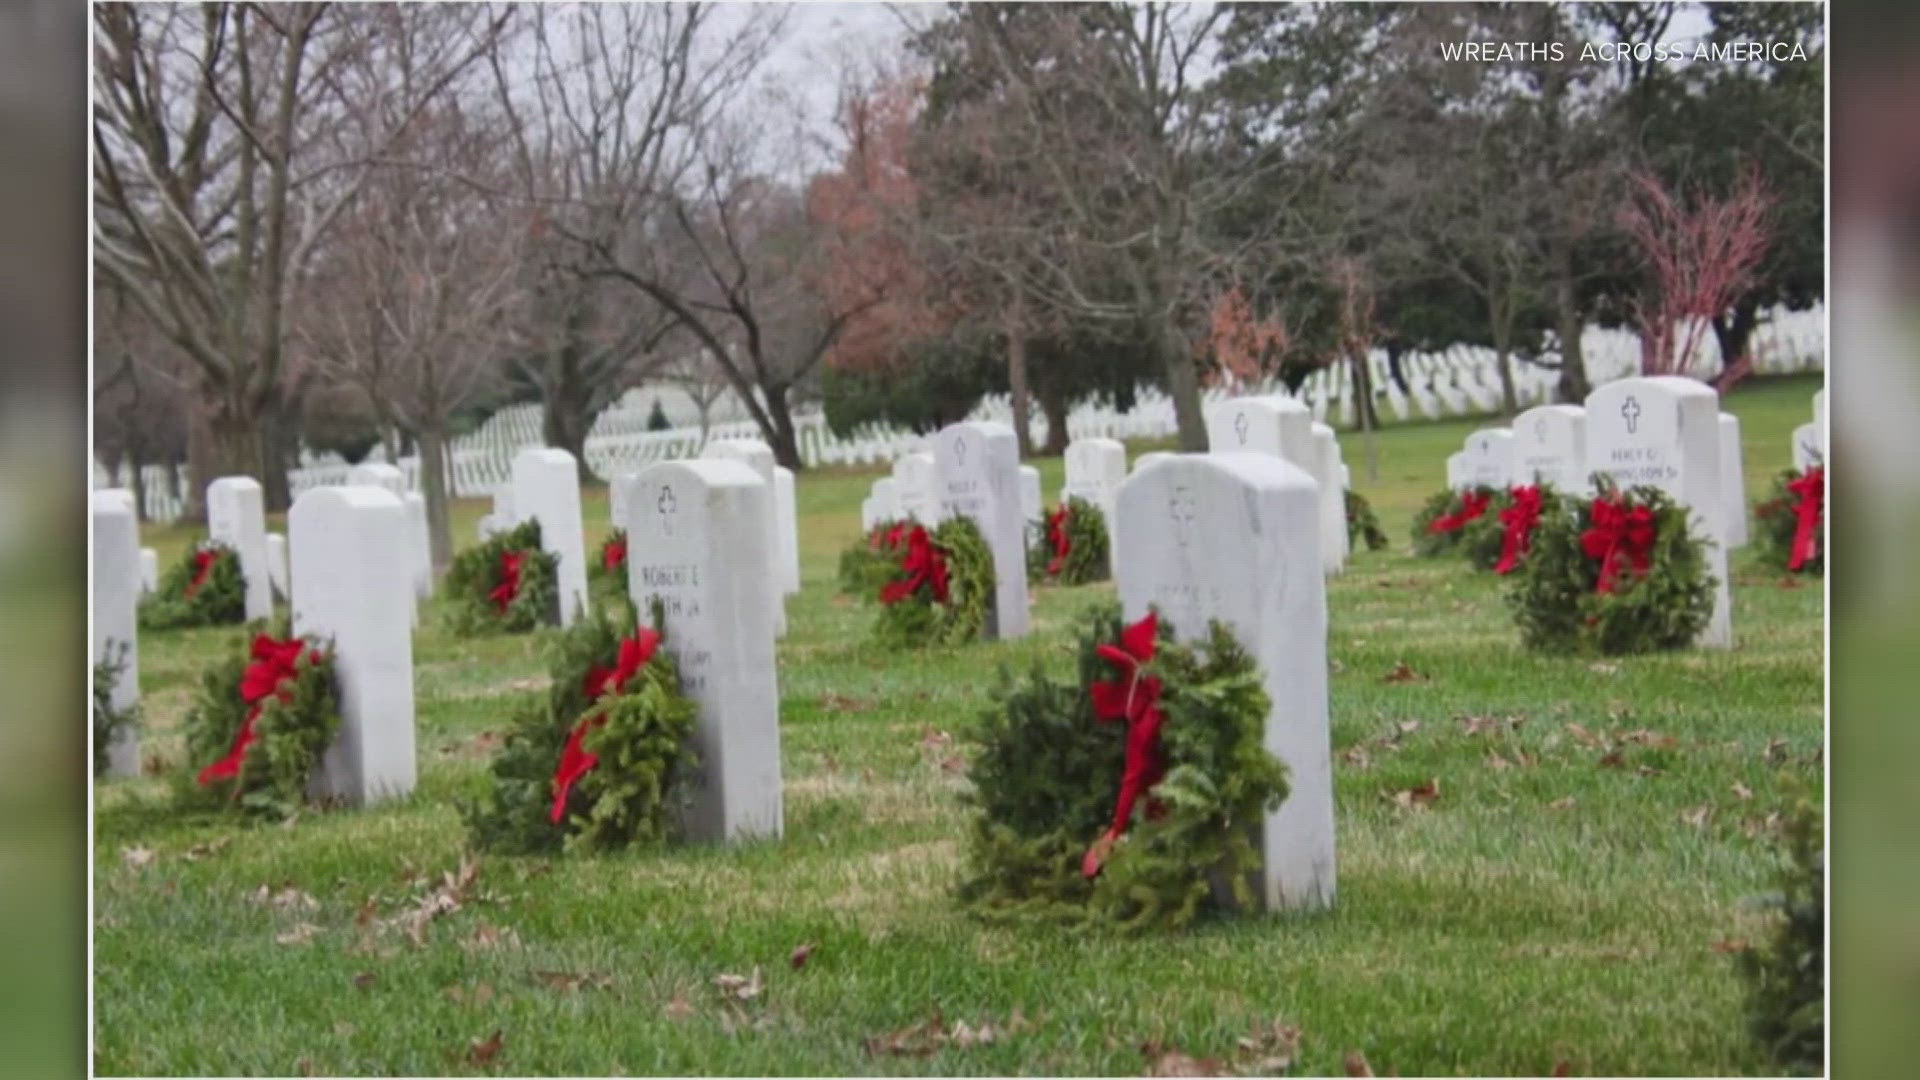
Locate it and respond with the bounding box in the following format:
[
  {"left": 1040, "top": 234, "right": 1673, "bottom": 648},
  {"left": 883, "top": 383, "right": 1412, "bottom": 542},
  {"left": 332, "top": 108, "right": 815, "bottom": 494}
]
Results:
[
  {"left": 953, "top": 436, "right": 967, "bottom": 466},
  {"left": 1167, "top": 483, "right": 1199, "bottom": 548},
  {"left": 1535, "top": 417, "right": 1549, "bottom": 441},
  {"left": 1621, "top": 395, "right": 1642, "bottom": 434},
  {"left": 658, "top": 484, "right": 678, "bottom": 536},
  {"left": 1233, "top": 411, "right": 1250, "bottom": 446}
]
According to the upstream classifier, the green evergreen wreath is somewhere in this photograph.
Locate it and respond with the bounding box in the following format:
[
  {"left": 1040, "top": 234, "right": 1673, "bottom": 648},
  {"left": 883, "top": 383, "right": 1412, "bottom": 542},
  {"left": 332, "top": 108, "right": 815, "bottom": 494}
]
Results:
[
  {"left": 1457, "top": 484, "right": 1563, "bottom": 572},
  {"left": 463, "top": 609, "right": 700, "bottom": 854},
  {"left": 589, "top": 528, "right": 632, "bottom": 617},
  {"left": 956, "top": 603, "right": 1289, "bottom": 932},
  {"left": 1753, "top": 468, "right": 1825, "bottom": 576},
  {"left": 1345, "top": 489, "right": 1388, "bottom": 552},
  {"left": 1410, "top": 485, "right": 1497, "bottom": 556},
  {"left": 1504, "top": 481, "right": 1715, "bottom": 655},
  {"left": 873, "top": 516, "right": 995, "bottom": 647},
  {"left": 839, "top": 519, "right": 910, "bottom": 597},
  {"left": 443, "top": 519, "right": 561, "bottom": 634},
  {"left": 138, "top": 542, "right": 246, "bottom": 630},
  {"left": 1028, "top": 497, "right": 1111, "bottom": 586},
  {"left": 92, "top": 640, "right": 140, "bottom": 777},
  {"left": 175, "top": 626, "right": 340, "bottom": 818}
]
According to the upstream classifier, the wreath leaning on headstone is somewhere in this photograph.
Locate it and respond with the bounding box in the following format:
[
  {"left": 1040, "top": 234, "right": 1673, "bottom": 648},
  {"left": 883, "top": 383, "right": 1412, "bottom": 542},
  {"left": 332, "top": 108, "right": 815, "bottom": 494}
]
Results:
[
  {"left": 1458, "top": 484, "right": 1560, "bottom": 573},
  {"left": 1410, "top": 485, "right": 1497, "bottom": 557},
  {"left": 1504, "top": 480, "right": 1715, "bottom": 655},
  {"left": 873, "top": 516, "right": 995, "bottom": 647},
  {"left": 175, "top": 625, "right": 339, "bottom": 817},
  {"left": 1344, "top": 488, "right": 1389, "bottom": 552},
  {"left": 956, "top": 603, "right": 1289, "bottom": 933},
  {"left": 463, "top": 608, "right": 700, "bottom": 855},
  {"left": 1028, "top": 496, "right": 1111, "bottom": 586},
  {"left": 589, "top": 528, "right": 631, "bottom": 613},
  {"left": 1753, "top": 467, "right": 1825, "bottom": 575},
  {"left": 92, "top": 640, "right": 141, "bottom": 777},
  {"left": 443, "top": 519, "right": 561, "bottom": 634},
  {"left": 839, "top": 518, "right": 911, "bottom": 598},
  {"left": 138, "top": 541, "right": 246, "bottom": 630}
]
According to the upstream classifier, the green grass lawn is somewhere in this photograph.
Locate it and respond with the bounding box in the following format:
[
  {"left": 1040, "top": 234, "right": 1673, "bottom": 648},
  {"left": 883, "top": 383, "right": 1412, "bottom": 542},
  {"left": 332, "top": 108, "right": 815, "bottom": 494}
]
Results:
[{"left": 95, "top": 374, "right": 1824, "bottom": 1077}]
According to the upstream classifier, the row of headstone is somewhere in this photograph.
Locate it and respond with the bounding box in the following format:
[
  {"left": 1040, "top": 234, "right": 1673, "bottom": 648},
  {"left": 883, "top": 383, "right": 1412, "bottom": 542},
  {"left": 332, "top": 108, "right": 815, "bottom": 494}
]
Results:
[
  {"left": 92, "top": 491, "right": 143, "bottom": 777},
  {"left": 1454, "top": 397, "right": 1753, "bottom": 553},
  {"left": 1792, "top": 389, "right": 1827, "bottom": 471}
]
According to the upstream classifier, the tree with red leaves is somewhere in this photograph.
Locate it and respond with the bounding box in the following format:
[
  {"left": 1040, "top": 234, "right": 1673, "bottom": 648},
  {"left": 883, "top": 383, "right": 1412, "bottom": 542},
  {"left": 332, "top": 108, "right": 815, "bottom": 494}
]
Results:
[{"left": 1617, "top": 169, "right": 1776, "bottom": 387}]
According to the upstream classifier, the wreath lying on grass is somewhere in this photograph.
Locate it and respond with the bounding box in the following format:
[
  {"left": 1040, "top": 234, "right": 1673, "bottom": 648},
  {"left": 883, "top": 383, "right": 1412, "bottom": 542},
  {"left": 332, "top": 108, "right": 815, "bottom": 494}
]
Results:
[
  {"left": 463, "top": 609, "right": 699, "bottom": 854},
  {"left": 1410, "top": 485, "right": 1496, "bottom": 556},
  {"left": 92, "top": 640, "right": 140, "bottom": 777},
  {"left": 1753, "top": 467, "right": 1825, "bottom": 575},
  {"left": 589, "top": 528, "right": 631, "bottom": 614},
  {"left": 1504, "top": 481, "right": 1715, "bottom": 655},
  {"left": 1028, "top": 497, "right": 1110, "bottom": 586},
  {"left": 1459, "top": 484, "right": 1558, "bottom": 573},
  {"left": 956, "top": 604, "right": 1289, "bottom": 932},
  {"left": 443, "top": 519, "right": 560, "bottom": 634},
  {"left": 839, "top": 518, "right": 910, "bottom": 597},
  {"left": 138, "top": 541, "right": 245, "bottom": 630},
  {"left": 175, "top": 627, "right": 339, "bottom": 817},
  {"left": 873, "top": 517, "right": 995, "bottom": 647},
  {"left": 1345, "top": 489, "right": 1388, "bottom": 552}
]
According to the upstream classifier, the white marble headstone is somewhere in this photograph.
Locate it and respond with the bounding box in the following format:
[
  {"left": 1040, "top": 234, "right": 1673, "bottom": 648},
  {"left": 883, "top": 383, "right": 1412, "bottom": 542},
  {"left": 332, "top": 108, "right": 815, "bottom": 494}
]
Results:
[
  {"left": 92, "top": 490, "right": 142, "bottom": 777},
  {"left": 1445, "top": 452, "right": 1470, "bottom": 491},
  {"left": 1019, "top": 465, "right": 1043, "bottom": 528},
  {"left": 1718, "top": 413, "right": 1749, "bottom": 548},
  {"left": 1114, "top": 453, "right": 1335, "bottom": 911},
  {"left": 1511, "top": 405, "right": 1588, "bottom": 492},
  {"left": 701, "top": 439, "right": 787, "bottom": 636},
  {"left": 774, "top": 466, "right": 800, "bottom": 596},
  {"left": 139, "top": 547, "right": 158, "bottom": 594},
  {"left": 1461, "top": 428, "right": 1515, "bottom": 490},
  {"left": 206, "top": 476, "right": 271, "bottom": 621},
  {"left": 346, "top": 463, "right": 407, "bottom": 499},
  {"left": 1132, "top": 451, "right": 1176, "bottom": 474},
  {"left": 1062, "top": 437, "right": 1126, "bottom": 525},
  {"left": 1585, "top": 376, "right": 1732, "bottom": 648},
  {"left": 1791, "top": 422, "right": 1825, "bottom": 472},
  {"left": 402, "top": 492, "right": 432, "bottom": 598},
  {"left": 862, "top": 477, "right": 901, "bottom": 531},
  {"left": 934, "top": 420, "right": 1030, "bottom": 640},
  {"left": 290, "top": 486, "right": 417, "bottom": 806},
  {"left": 617, "top": 460, "right": 783, "bottom": 843},
  {"left": 266, "top": 532, "right": 289, "bottom": 601},
  {"left": 1205, "top": 395, "right": 1314, "bottom": 468},
  {"left": 510, "top": 447, "right": 589, "bottom": 626},
  {"left": 891, "top": 451, "right": 942, "bottom": 525},
  {"left": 1310, "top": 423, "right": 1347, "bottom": 575}
]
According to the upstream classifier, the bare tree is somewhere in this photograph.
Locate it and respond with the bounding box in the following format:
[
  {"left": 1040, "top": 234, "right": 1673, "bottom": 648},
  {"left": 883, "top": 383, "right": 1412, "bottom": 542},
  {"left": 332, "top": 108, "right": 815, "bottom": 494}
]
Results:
[
  {"left": 92, "top": 3, "right": 508, "bottom": 511},
  {"left": 299, "top": 92, "right": 526, "bottom": 571},
  {"left": 94, "top": 283, "right": 193, "bottom": 519},
  {"left": 659, "top": 347, "right": 735, "bottom": 441}
]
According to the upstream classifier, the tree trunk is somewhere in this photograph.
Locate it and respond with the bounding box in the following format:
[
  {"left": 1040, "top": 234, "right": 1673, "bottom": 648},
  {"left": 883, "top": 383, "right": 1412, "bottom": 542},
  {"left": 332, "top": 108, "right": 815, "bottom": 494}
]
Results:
[
  {"left": 419, "top": 426, "right": 454, "bottom": 573},
  {"left": 1158, "top": 323, "right": 1207, "bottom": 451},
  {"left": 1552, "top": 248, "right": 1591, "bottom": 403},
  {"left": 1347, "top": 345, "right": 1380, "bottom": 482},
  {"left": 258, "top": 397, "right": 293, "bottom": 512},
  {"left": 1711, "top": 297, "right": 1759, "bottom": 382},
  {"left": 1005, "top": 309, "right": 1034, "bottom": 458},
  {"left": 1494, "top": 343, "right": 1518, "bottom": 417},
  {"left": 541, "top": 380, "right": 594, "bottom": 482},
  {"left": 127, "top": 444, "right": 149, "bottom": 524},
  {"left": 1386, "top": 342, "right": 1410, "bottom": 396},
  {"left": 1037, "top": 385, "right": 1070, "bottom": 456},
  {"left": 762, "top": 385, "right": 804, "bottom": 471}
]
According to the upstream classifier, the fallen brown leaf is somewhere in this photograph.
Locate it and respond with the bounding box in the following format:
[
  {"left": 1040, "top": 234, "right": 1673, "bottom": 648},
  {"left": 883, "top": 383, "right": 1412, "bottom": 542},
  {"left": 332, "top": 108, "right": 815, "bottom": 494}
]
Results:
[
  {"left": 1343, "top": 1050, "right": 1376, "bottom": 1077},
  {"left": 250, "top": 885, "right": 320, "bottom": 912},
  {"left": 1597, "top": 749, "right": 1626, "bottom": 769},
  {"left": 1234, "top": 1019, "right": 1302, "bottom": 1074},
  {"left": 663, "top": 996, "right": 695, "bottom": 1020},
  {"left": 1551, "top": 1061, "right": 1573, "bottom": 1077},
  {"left": 1547, "top": 796, "right": 1577, "bottom": 811},
  {"left": 865, "top": 1013, "right": 947, "bottom": 1057},
  {"left": 1711, "top": 938, "right": 1752, "bottom": 954},
  {"left": 1485, "top": 752, "right": 1512, "bottom": 771},
  {"left": 443, "top": 982, "right": 495, "bottom": 1007},
  {"left": 1764, "top": 737, "right": 1791, "bottom": 766},
  {"left": 1144, "top": 1042, "right": 1227, "bottom": 1077},
  {"left": 121, "top": 846, "right": 157, "bottom": 870},
  {"left": 713, "top": 966, "right": 765, "bottom": 1002},
  {"left": 1565, "top": 723, "right": 1603, "bottom": 748},
  {"left": 1731, "top": 782, "right": 1754, "bottom": 801},
  {"left": 1386, "top": 779, "right": 1440, "bottom": 811},
  {"left": 182, "top": 837, "right": 233, "bottom": 861},
  {"left": 790, "top": 942, "right": 816, "bottom": 970},
  {"left": 1382, "top": 662, "right": 1424, "bottom": 684},
  {"left": 822, "top": 693, "right": 871, "bottom": 712},
  {"left": 919, "top": 725, "right": 953, "bottom": 749},
  {"left": 352, "top": 972, "right": 377, "bottom": 991},
  {"left": 532, "top": 970, "right": 611, "bottom": 993},
  {"left": 1339, "top": 746, "right": 1371, "bottom": 770},
  {"left": 1681, "top": 804, "right": 1712, "bottom": 829},
  {"left": 466, "top": 1029, "right": 504, "bottom": 1067}
]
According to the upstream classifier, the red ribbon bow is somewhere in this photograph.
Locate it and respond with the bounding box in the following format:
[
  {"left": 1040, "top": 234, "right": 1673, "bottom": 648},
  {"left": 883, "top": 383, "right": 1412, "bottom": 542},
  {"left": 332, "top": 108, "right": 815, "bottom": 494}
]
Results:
[
  {"left": 551, "top": 627, "right": 662, "bottom": 824},
  {"left": 197, "top": 634, "right": 312, "bottom": 787},
  {"left": 1786, "top": 467, "right": 1823, "bottom": 571},
  {"left": 879, "top": 526, "right": 950, "bottom": 605},
  {"left": 1493, "top": 486, "right": 1544, "bottom": 575},
  {"left": 1082, "top": 612, "right": 1169, "bottom": 879},
  {"left": 185, "top": 549, "right": 220, "bottom": 598},
  {"left": 1580, "top": 496, "right": 1657, "bottom": 594},
  {"left": 489, "top": 551, "right": 524, "bottom": 612},
  {"left": 603, "top": 536, "right": 627, "bottom": 571},
  {"left": 1046, "top": 505, "right": 1072, "bottom": 576},
  {"left": 1429, "top": 490, "right": 1492, "bottom": 534}
]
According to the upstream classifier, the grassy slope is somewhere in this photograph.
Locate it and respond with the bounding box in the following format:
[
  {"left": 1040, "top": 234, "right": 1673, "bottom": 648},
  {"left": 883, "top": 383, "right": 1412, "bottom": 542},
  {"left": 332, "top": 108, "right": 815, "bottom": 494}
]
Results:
[{"left": 97, "top": 375, "right": 1823, "bottom": 1077}]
